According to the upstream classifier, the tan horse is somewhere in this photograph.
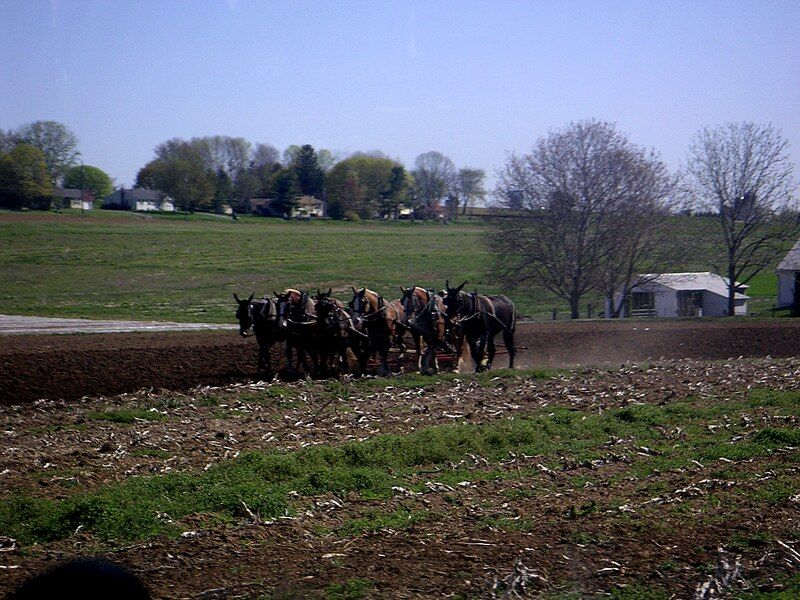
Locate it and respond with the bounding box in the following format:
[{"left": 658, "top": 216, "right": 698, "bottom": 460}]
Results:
[{"left": 349, "top": 287, "right": 400, "bottom": 376}]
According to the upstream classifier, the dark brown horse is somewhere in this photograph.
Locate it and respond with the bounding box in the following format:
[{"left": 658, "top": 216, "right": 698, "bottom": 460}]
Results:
[
  {"left": 443, "top": 280, "right": 517, "bottom": 372},
  {"left": 233, "top": 292, "right": 281, "bottom": 380},
  {"left": 313, "top": 289, "right": 354, "bottom": 376},
  {"left": 275, "top": 288, "right": 318, "bottom": 376},
  {"left": 349, "top": 287, "right": 402, "bottom": 376},
  {"left": 400, "top": 286, "right": 452, "bottom": 373}
]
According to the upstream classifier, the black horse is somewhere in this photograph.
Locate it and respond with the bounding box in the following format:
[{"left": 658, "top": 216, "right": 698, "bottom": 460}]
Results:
[
  {"left": 405, "top": 290, "right": 449, "bottom": 375},
  {"left": 313, "top": 289, "right": 353, "bottom": 376},
  {"left": 442, "top": 280, "right": 517, "bottom": 372},
  {"left": 275, "top": 289, "right": 318, "bottom": 376},
  {"left": 234, "top": 292, "right": 281, "bottom": 380}
]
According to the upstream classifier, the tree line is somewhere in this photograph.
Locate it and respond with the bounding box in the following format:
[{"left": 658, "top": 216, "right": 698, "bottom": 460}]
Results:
[
  {"left": 0, "top": 121, "right": 113, "bottom": 209},
  {"left": 133, "top": 137, "right": 487, "bottom": 219}
]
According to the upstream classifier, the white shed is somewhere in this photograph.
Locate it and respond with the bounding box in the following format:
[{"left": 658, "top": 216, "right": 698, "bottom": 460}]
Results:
[
  {"left": 776, "top": 240, "right": 800, "bottom": 309},
  {"left": 622, "top": 272, "right": 748, "bottom": 318}
]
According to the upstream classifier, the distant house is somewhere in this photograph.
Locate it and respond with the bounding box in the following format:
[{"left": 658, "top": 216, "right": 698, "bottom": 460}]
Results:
[
  {"left": 103, "top": 188, "right": 175, "bottom": 212},
  {"left": 53, "top": 187, "right": 94, "bottom": 210},
  {"left": 462, "top": 205, "right": 528, "bottom": 219},
  {"left": 776, "top": 239, "right": 800, "bottom": 310},
  {"left": 294, "top": 195, "right": 325, "bottom": 218},
  {"left": 620, "top": 272, "right": 749, "bottom": 318},
  {"left": 249, "top": 196, "right": 325, "bottom": 218}
]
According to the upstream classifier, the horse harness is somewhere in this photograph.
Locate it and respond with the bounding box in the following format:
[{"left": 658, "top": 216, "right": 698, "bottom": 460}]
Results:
[{"left": 458, "top": 292, "right": 514, "bottom": 333}]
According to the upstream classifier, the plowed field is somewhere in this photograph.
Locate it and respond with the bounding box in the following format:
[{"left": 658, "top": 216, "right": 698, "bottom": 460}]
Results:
[
  {"left": 1, "top": 320, "right": 800, "bottom": 599},
  {"left": 2, "top": 319, "right": 800, "bottom": 404}
]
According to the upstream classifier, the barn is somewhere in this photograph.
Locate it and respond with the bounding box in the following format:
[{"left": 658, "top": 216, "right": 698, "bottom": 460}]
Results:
[
  {"left": 622, "top": 272, "right": 749, "bottom": 318},
  {"left": 776, "top": 239, "right": 800, "bottom": 311}
]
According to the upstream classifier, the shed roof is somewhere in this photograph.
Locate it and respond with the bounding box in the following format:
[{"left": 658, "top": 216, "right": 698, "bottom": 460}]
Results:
[
  {"left": 636, "top": 272, "right": 749, "bottom": 299},
  {"left": 126, "top": 188, "right": 164, "bottom": 201},
  {"left": 53, "top": 187, "right": 82, "bottom": 199},
  {"left": 777, "top": 239, "right": 800, "bottom": 272}
]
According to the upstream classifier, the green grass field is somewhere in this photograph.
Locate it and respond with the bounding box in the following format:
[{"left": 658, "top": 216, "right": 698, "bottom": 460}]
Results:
[{"left": 0, "top": 210, "right": 790, "bottom": 323}]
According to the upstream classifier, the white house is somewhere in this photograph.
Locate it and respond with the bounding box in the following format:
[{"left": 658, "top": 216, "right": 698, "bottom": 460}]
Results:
[
  {"left": 621, "top": 272, "right": 749, "bottom": 318},
  {"left": 103, "top": 188, "right": 176, "bottom": 212},
  {"left": 776, "top": 239, "right": 800, "bottom": 309}
]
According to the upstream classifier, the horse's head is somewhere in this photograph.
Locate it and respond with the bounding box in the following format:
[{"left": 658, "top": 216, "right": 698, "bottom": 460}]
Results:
[
  {"left": 349, "top": 287, "right": 367, "bottom": 315},
  {"left": 443, "top": 280, "right": 467, "bottom": 319},
  {"left": 233, "top": 292, "right": 255, "bottom": 337},
  {"left": 409, "top": 289, "right": 442, "bottom": 340},
  {"left": 274, "top": 291, "right": 291, "bottom": 330},
  {"left": 314, "top": 288, "right": 336, "bottom": 320},
  {"left": 400, "top": 286, "right": 428, "bottom": 323}
]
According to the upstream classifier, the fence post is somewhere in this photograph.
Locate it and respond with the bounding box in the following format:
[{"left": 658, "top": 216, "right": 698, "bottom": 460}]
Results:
[{"left": 552, "top": 308, "right": 557, "bottom": 321}]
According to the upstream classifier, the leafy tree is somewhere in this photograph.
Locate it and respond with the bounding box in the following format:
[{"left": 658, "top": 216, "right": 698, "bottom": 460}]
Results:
[
  {"left": 327, "top": 154, "right": 403, "bottom": 219},
  {"left": 456, "top": 168, "right": 486, "bottom": 215},
  {"left": 686, "top": 122, "right": 797, "bottom": 315},
  {"left": 292, "top": 144, "right": 325, "bottom": 197},
  {"left": 17, "top": 120, "right": 79, "bottom": 183},
  {"left": 0, "top": 143, "right": 52, "bottom": 209},
  {"left": 412, "top": 151, "right": 456, "bottom": 216},
  {"left": 316, "top": 149, "right": 339, "bottom": 172},
  {"left": 213, "top": 168, "right": 234, "bottom": 212},
  {"left": 63, "top": 165, "right": 113, "bottom": 203},
  {"left": 271, "top": 168, "right": 298, "bottom": 216},
  {"left": 282, "top": 144, "right": 302, "bottom": 167},
  {"left": 136, "top": 141, "right": 214, "bottom": 212},
  {"left": 327, "top": 168, "right": 364, "bottom": 220},
  {"left": 383, "top": 165, "right": 409, "bottom": 219}
]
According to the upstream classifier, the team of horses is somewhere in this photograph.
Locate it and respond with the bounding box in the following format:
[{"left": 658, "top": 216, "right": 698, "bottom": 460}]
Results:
[{"left": 234, "top": 281, "right": 517, "bottom": 380}]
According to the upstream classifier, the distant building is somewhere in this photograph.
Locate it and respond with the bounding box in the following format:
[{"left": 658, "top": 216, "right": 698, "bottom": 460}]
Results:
[
  {"left": 103, "top": 188, "right": 175, "bottom": 212},
  {"left": 620, "top": 272, "right": 749, "bottom": 318},
  {"left": 776, "top": 239, "right": 800, "bottom": 310},
  {"left": 249, "top": 196, "right": 325, "bottom": 218},
  {"left": 53, "top": 187, "right": 94, "bottom": 210}
]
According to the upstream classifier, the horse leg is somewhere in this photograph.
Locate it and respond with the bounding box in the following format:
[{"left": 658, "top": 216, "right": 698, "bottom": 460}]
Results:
[
  {"left": 377, "top": 335, "right": 391, "bottom": 377},
  {"left": 475, "top": 332, "right": 488, "bottom": 372},
  {"left": 263, "top": 343, "right": 275, "bottom": 381},
  {"left": 466, "top": 335, "right": 482, "bottom": 373},
  {"left": 338, "top": 337, "right": 349, "bottom": 374},
  {"left": 395, "top": 323, "right": 407, "bottom": 357},
  {"left": 486, "top": 334, "right": 497, "bottom": 370},
  {"left": 503, "top": 329, "right": 516, "bottom": 369}
]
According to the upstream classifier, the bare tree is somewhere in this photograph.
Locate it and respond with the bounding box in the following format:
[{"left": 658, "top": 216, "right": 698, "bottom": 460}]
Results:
[
  {"left": 252, "top": 143, "right": 280, "bottom": 168},
  {"left": 456, "top": 168, "right": 486, "bottom": 215},
  {"left": 598, "top": 148, "right": 679, "bottom": 316},
  {"left": 686, "top": 122, "right": 796, "bottom": 316},
  {"left": 412, "top": 151, "right": 456, "bottom": 215},
  {"left": 491, "top": 120, "right": 675, "bottom": 319}
]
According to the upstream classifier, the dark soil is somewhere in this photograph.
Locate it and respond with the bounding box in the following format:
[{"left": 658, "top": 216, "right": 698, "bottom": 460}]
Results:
[
  {"left": 2, "top": 320, "right": 800, "bottom": 598},
  {"left": 3, "top": 319, "right": 800, "bottom": 404}
]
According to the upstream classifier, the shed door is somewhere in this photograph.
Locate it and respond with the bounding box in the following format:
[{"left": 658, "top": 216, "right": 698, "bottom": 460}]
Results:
[{"left": 677, "top": 290, "right": 703, "bottom": 317}]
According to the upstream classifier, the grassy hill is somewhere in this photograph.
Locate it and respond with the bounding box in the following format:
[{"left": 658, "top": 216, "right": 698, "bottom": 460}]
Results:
[{"left": 0, "top": 210, "right": 792, "bottom": 323}]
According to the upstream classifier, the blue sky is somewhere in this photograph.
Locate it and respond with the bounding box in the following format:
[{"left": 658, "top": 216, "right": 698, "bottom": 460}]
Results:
[{"left": 1, "top": 0, "right": 798, "bottom": 189}]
